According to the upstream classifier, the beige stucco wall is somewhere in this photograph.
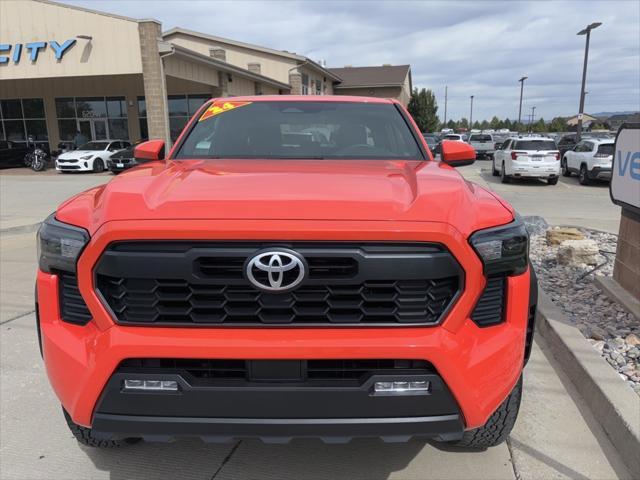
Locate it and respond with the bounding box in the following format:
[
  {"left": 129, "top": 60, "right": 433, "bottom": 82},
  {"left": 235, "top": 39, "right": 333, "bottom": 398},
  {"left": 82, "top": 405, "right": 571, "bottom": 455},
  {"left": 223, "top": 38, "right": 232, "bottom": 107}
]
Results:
[
  {"left": 0, "top": 0, "right": 143, "bottom": 80},
  {"left": 164, "top": 55, "right": 219, "bottom": 87},
  {"left": 165, "top": 32, "right": 297, "bottom": 84},
  {"left": 0, "top": 74, "right": 145, "bottom": 147}
]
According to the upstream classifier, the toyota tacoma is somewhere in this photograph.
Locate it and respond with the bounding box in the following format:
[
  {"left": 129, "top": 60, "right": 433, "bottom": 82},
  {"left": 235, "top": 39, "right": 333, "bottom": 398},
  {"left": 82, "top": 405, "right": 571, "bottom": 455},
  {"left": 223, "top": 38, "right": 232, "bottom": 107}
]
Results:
[{"left": 36, "top": 96, "right": 536, "bottom": 449}]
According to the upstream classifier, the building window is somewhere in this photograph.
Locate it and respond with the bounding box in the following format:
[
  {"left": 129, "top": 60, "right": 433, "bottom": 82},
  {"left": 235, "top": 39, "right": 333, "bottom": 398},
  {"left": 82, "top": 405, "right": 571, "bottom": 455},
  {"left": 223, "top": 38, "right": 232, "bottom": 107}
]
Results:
[
  {"left": 301, "top": 74, "right": 309, "bottom": 95},
  {"left": 138, "top": 94, "right": 209, "bottom": 142},
  {"left": 315, "top": 79, "right": 323, "bottom": 95},
  {"left": 137, "top": 97, "right": 148, "bottom": 141},
  {"left": 0, "top": 98, "right": 49, "bottom": 149},
  {"left": 55, "top": 96, "right": 128, "bottom": 142},
  {"left": 254, "top": 82, "right": 263, "bottom": 95}
]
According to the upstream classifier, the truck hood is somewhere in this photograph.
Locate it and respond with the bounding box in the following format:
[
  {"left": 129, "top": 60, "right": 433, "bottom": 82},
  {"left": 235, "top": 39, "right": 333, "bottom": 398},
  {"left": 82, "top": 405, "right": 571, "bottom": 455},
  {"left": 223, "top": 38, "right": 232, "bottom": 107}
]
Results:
[{"left": 57, "top": 159, "right": 513, "bottom": 235}]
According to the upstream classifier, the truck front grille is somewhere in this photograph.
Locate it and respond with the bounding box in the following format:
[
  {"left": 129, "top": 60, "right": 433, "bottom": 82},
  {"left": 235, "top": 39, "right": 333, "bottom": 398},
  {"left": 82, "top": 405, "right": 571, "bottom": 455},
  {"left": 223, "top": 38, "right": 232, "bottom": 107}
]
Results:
[{"left": 95, "top": 242, "right": 462, "bottom": 327}]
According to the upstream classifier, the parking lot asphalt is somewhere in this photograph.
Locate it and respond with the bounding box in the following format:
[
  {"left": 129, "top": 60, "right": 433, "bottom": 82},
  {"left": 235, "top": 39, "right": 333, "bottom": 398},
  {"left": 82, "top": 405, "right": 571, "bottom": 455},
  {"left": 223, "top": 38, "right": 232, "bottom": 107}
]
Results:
[
  {"left": 458, "top": 160, "right": 621, "bottom": 233},
  {"left": 0, "top": 168, "right": 630, "bottom": 479}
]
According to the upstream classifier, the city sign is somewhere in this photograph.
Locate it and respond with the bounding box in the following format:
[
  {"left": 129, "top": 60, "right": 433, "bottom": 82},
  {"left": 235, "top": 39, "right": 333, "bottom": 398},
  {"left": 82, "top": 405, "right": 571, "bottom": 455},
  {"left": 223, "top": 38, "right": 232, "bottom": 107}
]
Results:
[
  {"left": 0, "top": 39, "right": 76, "bottom": 64},
  {"left": 610, "top": 123, "right": 640, "bottom": 216}
]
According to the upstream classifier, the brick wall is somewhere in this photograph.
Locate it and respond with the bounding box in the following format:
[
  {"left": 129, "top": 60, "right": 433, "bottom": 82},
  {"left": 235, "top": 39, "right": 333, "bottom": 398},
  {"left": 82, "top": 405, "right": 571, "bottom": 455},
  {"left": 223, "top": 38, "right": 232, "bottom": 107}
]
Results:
[
  {"left": 289, "top": 72, "right": 302, "bottom": 95},
  {"left": 613, "top": 211, "right": 640, "bottom": 299}
]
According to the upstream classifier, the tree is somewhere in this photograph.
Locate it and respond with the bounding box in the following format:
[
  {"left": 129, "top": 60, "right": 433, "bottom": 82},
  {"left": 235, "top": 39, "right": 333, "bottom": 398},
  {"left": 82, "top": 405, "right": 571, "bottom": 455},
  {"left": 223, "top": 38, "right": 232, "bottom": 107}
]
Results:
[
  {"left": 458, "top": 117, "right": 469, "bottom": 129},
  {"left": 490, "top": 116, "right": 501, "bottom": 130},
  {"left": 446, "top": 119, "right": 457, "bottom": 130},
  {"left": 531, "top": 118, "right": 546, "bottom": 133},
  {"left": 472, "top": 121, "right": 481, "bottom": 130},
  {"left": 548, "top": 117, "right": 568, "bottom": 132},
  {"left": 480, "top": 120, "right": 490, "bottom": 130},
  {"left": 407, "top": 88, "right": 439, "bottom": 132}
]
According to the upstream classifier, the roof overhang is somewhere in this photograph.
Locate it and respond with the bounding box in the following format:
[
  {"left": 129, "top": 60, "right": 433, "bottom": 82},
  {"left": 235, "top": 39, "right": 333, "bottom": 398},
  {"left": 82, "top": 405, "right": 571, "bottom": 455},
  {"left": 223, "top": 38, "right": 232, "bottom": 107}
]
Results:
[{"left": 170, "top": 44, "right": 291, "bottom": 91}]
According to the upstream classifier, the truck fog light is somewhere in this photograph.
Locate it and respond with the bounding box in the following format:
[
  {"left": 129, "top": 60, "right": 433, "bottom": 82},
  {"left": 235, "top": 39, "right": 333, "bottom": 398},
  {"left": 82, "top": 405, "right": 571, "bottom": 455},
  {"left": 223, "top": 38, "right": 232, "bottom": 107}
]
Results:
[
  {"left": 124, "top": 379, "right": 178, "bottom": 391},
  {"left": 374, "top": 380, "right": 430, "bottom": 393}
]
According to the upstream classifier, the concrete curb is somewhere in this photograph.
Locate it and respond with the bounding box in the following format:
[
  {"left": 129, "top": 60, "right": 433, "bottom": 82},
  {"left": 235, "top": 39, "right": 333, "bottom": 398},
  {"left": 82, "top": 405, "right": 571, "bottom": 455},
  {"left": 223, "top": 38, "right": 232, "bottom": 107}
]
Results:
[
  {"left": 0, "top": 222, "right": 41, "bottom": 236},
  {"left": 536, "top": 291, "right": 640, "bottom": 478},
  {"left": 594, "top": 276, "right": 640, "bottom": 321}
]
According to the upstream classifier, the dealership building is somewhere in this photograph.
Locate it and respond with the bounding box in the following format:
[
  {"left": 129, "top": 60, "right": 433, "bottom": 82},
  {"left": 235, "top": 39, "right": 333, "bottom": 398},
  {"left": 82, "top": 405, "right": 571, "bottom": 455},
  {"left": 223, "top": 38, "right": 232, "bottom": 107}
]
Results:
[{"left": 0, "top": 0, "right": 413, "bottom": 151}]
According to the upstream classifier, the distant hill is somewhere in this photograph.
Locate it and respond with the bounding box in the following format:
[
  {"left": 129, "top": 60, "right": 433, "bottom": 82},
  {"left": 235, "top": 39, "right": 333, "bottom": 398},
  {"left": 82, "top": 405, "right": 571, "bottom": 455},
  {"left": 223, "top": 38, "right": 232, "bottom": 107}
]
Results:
[{"left": 591, "top": 111, "right": 638, "bottom": 118}]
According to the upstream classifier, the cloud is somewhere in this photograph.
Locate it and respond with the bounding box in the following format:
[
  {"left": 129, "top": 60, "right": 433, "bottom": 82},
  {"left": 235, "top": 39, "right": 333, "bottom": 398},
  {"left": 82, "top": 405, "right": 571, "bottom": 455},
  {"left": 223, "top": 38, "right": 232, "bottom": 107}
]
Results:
[{"left": 65, "top": 0, "right": 640, "bottom": 121}]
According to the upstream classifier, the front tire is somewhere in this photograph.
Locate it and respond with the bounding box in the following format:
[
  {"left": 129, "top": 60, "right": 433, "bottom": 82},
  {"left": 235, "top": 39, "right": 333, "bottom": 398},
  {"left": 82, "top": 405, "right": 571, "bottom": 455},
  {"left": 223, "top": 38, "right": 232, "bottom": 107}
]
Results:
[
  {"left": 578, "top": 164, "right": 591, "bottom": 185},
  {"left": 561, "top": 158, "right": 571, "bottom": 177},
  {"left": 92, "top": 158, "right": 105, "bottom": 173},
  {"left": 492, "top": 159, "right": 499, "bottom": 176},
  {"left": 453, "top": 376, "right": 522, "bottom": 449},
  {"left": 63, "top": 409, "right": 139, "bottom": 448},
  {"left": 500, "top": 162, "right": 510, "bottom": 183}
]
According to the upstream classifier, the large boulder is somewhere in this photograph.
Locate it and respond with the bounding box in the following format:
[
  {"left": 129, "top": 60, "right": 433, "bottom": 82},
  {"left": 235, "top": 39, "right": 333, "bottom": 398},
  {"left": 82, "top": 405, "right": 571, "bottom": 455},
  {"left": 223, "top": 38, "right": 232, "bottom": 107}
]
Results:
[
  {"left": 546, "top": 227, "right": 585, "bottom": 246},
  {"left": 557, "top": 239, "right": 599, "bottom": 266}
]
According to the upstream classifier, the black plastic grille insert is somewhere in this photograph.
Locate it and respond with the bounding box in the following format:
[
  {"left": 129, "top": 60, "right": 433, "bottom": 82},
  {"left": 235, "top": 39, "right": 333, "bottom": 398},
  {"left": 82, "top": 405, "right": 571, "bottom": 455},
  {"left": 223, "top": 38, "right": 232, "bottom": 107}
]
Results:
[{"left": 95, "top": 242, "right": 462, "bottom": 326}]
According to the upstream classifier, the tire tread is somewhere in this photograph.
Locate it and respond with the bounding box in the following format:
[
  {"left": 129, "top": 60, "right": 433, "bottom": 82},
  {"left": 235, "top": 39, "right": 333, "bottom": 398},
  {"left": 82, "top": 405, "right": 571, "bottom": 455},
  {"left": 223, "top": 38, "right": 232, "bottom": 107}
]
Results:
[{"left": 454, "top": 376, "right": 522, "bottom": 449}]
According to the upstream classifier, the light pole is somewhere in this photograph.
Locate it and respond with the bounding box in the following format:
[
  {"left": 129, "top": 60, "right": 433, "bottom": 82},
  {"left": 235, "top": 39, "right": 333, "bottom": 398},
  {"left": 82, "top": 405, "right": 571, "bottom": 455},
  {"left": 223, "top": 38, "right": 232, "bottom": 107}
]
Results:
[
  {"left": 576, "top": 22, "right": 602, "bottom": 141},
  {"left": 444, "top": 85, "right": 448, "bottom": 126},
  {"left": 518, "top": 76, "right": 528, "bottom": 126},
  {"left": 529, "top": 106, "right": 536, "bottom": 132},
  {"left": 469, "top": 95, "right": 474, "bottom": 128}
]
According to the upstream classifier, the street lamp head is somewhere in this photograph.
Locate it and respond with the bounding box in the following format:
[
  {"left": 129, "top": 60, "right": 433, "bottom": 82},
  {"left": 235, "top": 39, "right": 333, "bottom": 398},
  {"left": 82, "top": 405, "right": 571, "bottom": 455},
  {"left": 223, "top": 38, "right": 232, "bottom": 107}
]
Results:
[
  {"left": 578, "top": 22, "right": 602, "bottom": 35},
  {"left": 519, "top": 76, "right": 528, "bottom": 82}
]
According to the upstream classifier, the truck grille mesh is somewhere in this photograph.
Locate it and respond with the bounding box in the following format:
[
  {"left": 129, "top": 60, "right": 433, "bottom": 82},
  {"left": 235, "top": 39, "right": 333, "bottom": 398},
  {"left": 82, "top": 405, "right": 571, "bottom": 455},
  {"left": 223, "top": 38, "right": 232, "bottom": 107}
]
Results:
[
  {"left": 95, "top": 242, "right": 461, "bottom": 326},
  {"left": 97, "top": 276, "right": 458, "bottom": 325}
]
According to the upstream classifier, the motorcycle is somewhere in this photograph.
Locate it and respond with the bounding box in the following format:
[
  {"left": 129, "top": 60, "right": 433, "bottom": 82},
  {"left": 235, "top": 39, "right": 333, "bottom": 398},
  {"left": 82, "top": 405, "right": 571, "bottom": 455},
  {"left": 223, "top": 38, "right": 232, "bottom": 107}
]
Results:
[{"left": 23, "top": 136, "right": 49, "bottom": 172}]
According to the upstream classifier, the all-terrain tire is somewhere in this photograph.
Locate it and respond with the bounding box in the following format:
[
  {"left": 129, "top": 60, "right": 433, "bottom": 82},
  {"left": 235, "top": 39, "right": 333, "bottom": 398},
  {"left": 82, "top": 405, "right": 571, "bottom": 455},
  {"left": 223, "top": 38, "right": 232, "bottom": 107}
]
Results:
[
  {"left": 453, "top": 376, "right": 522, "bottom": 449},
  {"left": 63, "top": 409, "right": 139, "bottom": 448}
]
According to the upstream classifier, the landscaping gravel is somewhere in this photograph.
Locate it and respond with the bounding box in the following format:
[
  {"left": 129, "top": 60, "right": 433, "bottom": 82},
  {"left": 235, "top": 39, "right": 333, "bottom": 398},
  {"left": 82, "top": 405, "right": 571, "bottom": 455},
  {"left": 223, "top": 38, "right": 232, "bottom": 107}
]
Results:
[{"left": 527, "top": 220, "right": 640, "bottom": 395}]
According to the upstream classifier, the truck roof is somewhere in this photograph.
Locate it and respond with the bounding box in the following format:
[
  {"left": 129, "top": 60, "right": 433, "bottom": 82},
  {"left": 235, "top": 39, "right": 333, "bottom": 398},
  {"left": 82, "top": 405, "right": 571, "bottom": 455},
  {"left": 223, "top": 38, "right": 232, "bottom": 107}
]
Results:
[{"left": 205, "top": 95, "right": 397, "bottom": 104}]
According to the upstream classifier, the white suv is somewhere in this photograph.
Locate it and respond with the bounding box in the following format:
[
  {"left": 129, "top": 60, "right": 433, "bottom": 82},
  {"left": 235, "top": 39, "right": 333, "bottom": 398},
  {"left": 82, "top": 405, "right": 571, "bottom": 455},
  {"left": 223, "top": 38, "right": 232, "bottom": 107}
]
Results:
[
  {"left": 493, "top": 136, "right": 560, "bottom": 185},
  {"left": 561, "top": 138, "right": 614, "bottom": 185}
]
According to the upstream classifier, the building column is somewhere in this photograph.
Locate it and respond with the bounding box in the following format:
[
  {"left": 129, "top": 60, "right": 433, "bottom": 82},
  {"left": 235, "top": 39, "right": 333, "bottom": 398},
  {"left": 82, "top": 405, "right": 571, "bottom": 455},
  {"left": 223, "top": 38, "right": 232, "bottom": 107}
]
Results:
[
  {"left": 289, "top": 71, "right": 302, "bottom": 95},
  {"left": 138, "top": 20, "right": 171, "bottom": 145}
]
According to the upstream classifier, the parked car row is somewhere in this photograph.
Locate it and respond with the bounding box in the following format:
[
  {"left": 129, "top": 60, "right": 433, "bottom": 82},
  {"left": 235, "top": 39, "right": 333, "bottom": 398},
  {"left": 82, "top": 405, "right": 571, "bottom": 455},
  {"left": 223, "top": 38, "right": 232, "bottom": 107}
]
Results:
[{"left": 422, "top": 129, "right": 614, "bottom": 187}]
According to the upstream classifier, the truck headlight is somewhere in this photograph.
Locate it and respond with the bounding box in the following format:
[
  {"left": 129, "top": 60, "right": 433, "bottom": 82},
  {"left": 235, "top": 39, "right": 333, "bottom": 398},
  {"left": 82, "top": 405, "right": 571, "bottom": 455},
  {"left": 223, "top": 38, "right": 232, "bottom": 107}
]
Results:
[
  {"left": 37, "top": 214, "right": 89, "bottom": 274},
  {"left": 469, "top": 217, "right": 529, "bottom": 276}
]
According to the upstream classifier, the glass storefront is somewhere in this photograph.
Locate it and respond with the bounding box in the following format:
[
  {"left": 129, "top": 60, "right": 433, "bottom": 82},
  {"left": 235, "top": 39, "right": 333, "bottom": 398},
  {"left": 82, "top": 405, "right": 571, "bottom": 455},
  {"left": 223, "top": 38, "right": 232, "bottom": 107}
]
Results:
[
  {"left": 0, "top": 98, "right": 49, "bottom": 149},
  {"left": 138, "top": 94, "right": 208, "bottom": 142},
  {"left": 55, "top": 96, "right": 129, "bottom": 142}
]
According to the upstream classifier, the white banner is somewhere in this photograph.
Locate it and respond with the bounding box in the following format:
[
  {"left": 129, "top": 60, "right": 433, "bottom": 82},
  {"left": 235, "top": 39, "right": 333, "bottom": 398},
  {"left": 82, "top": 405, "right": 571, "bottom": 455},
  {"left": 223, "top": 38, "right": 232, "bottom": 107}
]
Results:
[{"left": 611, "top": 124, "right": 640, "bottom": 213}]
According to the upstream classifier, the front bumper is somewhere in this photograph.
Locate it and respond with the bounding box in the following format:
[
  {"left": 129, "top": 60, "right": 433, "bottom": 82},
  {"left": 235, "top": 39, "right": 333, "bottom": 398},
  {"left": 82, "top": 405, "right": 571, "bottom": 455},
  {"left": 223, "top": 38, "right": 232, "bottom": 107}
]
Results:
[
  {"left": 37, "top": 220, "right": 531, "bottom": 440},
  {"left": 56, "top": 160, "right": 91, "bottom": 171}
]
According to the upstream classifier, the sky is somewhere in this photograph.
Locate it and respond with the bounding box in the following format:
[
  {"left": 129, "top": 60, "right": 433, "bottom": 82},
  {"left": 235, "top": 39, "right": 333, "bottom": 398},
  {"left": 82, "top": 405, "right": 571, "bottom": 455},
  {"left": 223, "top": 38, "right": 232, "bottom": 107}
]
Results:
[{"left": 66, "top": 0, "right": 640, "bottom": 122}]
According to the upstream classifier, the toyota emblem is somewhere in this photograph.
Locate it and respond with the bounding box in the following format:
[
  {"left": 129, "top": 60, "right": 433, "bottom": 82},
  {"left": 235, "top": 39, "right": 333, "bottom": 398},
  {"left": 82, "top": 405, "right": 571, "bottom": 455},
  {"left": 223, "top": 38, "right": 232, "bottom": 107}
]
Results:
[{"left": 245, "top": 249, "right": 307, "bottom": 292}]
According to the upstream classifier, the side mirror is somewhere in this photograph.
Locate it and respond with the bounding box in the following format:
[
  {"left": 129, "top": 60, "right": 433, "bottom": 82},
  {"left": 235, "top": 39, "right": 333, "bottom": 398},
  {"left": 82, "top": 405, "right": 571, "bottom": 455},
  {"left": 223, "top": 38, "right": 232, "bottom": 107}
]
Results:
[
  {"left": 134, "top": 139, "right": 165, "bottom": 161},
  {"left": 440, "top": 140, "right": 476, "bottom": 167}
]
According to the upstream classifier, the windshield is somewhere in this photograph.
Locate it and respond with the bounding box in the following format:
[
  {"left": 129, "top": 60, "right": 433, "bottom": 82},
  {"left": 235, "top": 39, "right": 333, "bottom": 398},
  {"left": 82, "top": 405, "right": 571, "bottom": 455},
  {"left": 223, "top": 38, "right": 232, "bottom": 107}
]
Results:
[
  {"left": 470, "top": 134, "right": 492, "bottom": 142},
  {"left": 444, "top": 135, "right": 461, "bottom": 140},
  {"left": 176, "top": 101, "right": 424, "bottom": 160},
  {"left": 79, "top": 142, "right": 109, "bottom": 151},
  {"left": 514, "top": 140, "right": 557, "bottom": 150}
]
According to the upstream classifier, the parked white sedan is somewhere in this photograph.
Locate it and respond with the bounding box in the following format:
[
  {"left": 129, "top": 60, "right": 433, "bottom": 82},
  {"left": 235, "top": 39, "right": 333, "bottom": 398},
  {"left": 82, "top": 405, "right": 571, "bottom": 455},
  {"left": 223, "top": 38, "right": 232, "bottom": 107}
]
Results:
[
  {"left": 492, "top": 137, "right": 560, "bottom": 185},
  {"left": 56, "top": 140, "right": 130, "bottom": 173},
  {"left": 561, "top": 138, "right": 614, "bottom": 185}
]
